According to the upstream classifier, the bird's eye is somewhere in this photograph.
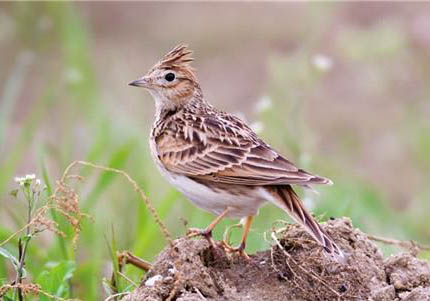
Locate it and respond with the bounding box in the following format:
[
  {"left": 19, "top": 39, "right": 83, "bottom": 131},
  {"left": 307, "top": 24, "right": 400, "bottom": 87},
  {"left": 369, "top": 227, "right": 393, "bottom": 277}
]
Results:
[{"left": 164, "top": 72, "right": 175, "bottom": 82}]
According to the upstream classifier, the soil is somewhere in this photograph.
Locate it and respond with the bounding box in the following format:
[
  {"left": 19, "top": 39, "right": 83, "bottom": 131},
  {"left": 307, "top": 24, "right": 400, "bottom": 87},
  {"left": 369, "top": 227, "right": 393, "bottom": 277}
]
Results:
[{"left": 123, "top": 218, "right": 430, "bottom": 301}]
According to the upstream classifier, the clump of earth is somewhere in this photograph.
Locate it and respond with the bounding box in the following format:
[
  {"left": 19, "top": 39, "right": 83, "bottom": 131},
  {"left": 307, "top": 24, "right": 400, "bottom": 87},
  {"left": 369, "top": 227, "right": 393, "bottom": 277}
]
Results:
[{"left": 124, "top": 218, "right": 430, "bottom": 301}]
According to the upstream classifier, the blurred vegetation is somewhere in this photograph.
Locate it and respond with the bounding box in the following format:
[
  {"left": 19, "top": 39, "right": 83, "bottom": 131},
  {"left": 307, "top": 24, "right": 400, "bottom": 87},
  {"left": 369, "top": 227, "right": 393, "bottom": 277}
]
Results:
[{"left": 1, "top": 2, "right": 430, "bottom": 300}]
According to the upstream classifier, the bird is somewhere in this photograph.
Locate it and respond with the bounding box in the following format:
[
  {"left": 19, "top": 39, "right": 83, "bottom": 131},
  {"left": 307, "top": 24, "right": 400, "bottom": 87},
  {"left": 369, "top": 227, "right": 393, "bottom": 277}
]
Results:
[{"left": 129, "top": 44, "right": 343, "bottom": 258}]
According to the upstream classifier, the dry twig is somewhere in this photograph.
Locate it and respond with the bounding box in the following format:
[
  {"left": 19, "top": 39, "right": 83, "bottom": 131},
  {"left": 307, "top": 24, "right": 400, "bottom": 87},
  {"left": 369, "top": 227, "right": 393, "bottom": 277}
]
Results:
[
  {"left": 367, "top": 234, "right": 430, "bottom": 255},
  {"left": 118, "top": 251, "right": 153, "bottom": 272},
  {"left": 270, "top": 230, "right": 342, "bottom": 300},
  {"left": 61, "top": 160, "right": 173, "bottom": 246},
  {"left": 103, "top": 292, "right": 130, "bottom": 301},
  {"left": 0, "top": 283, "right": 80, "bottom": 301}
]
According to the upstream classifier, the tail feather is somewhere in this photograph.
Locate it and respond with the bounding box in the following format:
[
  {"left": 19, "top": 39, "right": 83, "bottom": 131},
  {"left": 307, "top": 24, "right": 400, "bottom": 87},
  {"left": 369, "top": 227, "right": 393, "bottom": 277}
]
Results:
[{"left": 268, "top": 185, "right": 343, "bottom": 258}]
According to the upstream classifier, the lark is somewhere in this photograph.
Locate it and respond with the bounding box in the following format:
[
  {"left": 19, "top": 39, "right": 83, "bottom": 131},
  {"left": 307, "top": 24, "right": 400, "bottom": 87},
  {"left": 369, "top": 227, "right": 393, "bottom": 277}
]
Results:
[{"left": 129, "top": 44, "right": 343, "bottom": 258}]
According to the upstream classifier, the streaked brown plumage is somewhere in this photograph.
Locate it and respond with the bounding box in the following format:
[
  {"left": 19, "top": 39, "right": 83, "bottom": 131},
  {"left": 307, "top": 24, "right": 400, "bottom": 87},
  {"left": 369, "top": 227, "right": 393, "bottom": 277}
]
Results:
[{"left": 129, "top": 44, "right": 343, "bottom": 258}]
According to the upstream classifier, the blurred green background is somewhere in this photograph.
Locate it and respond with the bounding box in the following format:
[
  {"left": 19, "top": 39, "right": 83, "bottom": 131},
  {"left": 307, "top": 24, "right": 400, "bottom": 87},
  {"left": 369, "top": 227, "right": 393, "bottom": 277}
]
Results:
[{"left": 1, "top": 2, "right": 430, "bottom": 300}]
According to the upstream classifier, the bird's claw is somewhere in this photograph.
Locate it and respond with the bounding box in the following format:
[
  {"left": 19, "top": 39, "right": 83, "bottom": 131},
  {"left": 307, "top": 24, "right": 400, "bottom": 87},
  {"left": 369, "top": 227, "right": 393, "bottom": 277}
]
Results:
[
  {"left": 219, "top": 240, "right": 250, "bottom": 260},
  {"left": 186, "top": 227, "right": 217, "bottom": 248}
]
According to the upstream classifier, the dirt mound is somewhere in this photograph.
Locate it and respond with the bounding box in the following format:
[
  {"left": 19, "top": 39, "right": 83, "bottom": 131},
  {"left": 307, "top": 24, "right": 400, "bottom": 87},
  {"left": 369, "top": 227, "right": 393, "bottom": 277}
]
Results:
[{"left": 124, "top": 218, "right": 430, "bottom": 301}]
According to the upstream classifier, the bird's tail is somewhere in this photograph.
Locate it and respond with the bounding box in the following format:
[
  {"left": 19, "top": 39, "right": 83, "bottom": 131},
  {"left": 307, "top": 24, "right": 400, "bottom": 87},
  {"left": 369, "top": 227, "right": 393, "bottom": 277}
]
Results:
[{"left": 267, "top": 185, "right": 343, "bottom": 258}]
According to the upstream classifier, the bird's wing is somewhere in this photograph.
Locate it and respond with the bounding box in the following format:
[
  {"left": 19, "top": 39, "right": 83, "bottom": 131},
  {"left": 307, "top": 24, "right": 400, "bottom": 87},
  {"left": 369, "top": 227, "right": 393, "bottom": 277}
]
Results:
[{"left": 154, "top": 111, "right": 331, "bottom": 186}]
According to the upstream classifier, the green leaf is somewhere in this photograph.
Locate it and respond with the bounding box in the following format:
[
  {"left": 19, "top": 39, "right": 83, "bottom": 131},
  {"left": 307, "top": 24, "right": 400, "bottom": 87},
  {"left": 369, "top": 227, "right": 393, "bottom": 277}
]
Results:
[
  {"left": 36, "top": 261, "right": 76, "bottom": 301},
  {"left": 83, "top": 139, "right": 136, "bottom": 211},
  {"left": 102, "top": 277, "right": 115, "bottom": 297},
  {"left": 105, "top": 225, "right": 121, "bottom": 293},
  {"left": 0, "top": 247, "right": 24, "bottom": 276},
  {"left": 133, "top": 189, "right": 178, "bottom": 255},
  {"left": 9, "top": 189, "right": 19, "bottom": 198}
]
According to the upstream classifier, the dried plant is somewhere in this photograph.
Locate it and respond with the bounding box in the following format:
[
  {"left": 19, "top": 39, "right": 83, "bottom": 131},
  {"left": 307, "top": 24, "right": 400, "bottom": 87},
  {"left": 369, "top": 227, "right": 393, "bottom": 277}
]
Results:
[
  {"left": 0, "top": 160, "right": 177, "bottom": 300},
  {"left": 0, "top": 172, "right": 91, "bottom": 300}
]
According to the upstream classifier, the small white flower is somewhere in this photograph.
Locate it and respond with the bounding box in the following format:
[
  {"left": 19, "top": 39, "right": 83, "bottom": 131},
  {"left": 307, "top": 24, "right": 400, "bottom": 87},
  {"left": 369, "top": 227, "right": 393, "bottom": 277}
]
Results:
[
  {"left": 250, "top": 121, "right": 264, "bottom": 134},
  {"left": 35, "top": 179, "right": 41, "bottom": 186},
  {"left": 25, "top": 174, "right": 36, "bottom": 180},
  {"left": 14, "top": 177, "right": 26, "bottom": 186},
  {"left": 312, "top": 54, "right": 333, "bottom": 72},
  {"left": 14, "top": 174, "right": 38, "bottom": 186},
  {"left": 14, "top": 177, "right": 23, "bottom": 183},
  {"left": 255, "top": 95, "right": 272, "bottom": 113},
  {"left": 65, "top": 68, "right": 82, "bottom": 84}
]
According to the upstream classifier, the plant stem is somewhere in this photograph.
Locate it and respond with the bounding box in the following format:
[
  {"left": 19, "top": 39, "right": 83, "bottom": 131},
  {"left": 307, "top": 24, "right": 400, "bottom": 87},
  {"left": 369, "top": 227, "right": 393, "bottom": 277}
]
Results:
[{"left": 14, "top": 185, "right": 33, "bottom": 301}]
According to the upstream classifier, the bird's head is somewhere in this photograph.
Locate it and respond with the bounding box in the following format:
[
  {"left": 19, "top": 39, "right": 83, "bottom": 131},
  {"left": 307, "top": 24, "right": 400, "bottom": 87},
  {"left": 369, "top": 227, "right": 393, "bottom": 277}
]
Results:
[{"left": 129, "top": 44, "right": 200, "bottom": 112}]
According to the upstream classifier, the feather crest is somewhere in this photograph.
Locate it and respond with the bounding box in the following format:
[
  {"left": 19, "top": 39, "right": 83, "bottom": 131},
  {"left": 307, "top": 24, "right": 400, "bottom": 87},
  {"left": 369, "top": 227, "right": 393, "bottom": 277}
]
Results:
[{"left": 159, "top": 44, "right": 194, "bottom": 68}]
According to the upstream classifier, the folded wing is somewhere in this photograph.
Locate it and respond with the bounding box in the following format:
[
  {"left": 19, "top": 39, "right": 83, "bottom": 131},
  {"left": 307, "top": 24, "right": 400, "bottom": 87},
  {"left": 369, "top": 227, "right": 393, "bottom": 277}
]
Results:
[{"left": 155, "top": 111, "right": 332, "bottom": 186}]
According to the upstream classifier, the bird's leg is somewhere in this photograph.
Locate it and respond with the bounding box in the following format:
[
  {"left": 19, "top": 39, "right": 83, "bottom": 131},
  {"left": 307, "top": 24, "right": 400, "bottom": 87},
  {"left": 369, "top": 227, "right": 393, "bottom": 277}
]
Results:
[
  {"left": 187, "top": 207, "right": 232, "bottom": 248},
  {"left": 221, "top": 216, "right": 254, "bottom": 259}
]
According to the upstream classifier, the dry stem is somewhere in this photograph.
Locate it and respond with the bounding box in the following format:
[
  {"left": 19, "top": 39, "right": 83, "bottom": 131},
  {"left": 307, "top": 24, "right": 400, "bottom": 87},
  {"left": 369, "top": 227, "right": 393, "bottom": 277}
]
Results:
[
  {"left": 270, "top": 230, "right": 342, "bottom": 300},
  {"left": 367, "top": 234, "right": 430, "bottom": 254},
  {"left": 0, "top": 283, "right": 80, "bottom": 301},
  {"left": 61, "top": 160, "right": 173, "bottom": 246},
  {"left": 118, "top": 251, "right": 153, "bottom": 272}
]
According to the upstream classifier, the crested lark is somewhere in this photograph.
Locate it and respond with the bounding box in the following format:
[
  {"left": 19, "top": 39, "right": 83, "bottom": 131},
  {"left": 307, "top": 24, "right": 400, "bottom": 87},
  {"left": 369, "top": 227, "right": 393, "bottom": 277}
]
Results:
[{"left": 129, "top": 44, "right": 342, "bottom": 258}]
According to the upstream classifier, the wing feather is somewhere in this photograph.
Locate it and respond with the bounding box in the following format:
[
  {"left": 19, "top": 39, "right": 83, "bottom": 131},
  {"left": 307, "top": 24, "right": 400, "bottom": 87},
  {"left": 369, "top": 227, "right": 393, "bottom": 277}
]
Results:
[{"left": 154, "top": 111, "right": 332, "bottom": 186}]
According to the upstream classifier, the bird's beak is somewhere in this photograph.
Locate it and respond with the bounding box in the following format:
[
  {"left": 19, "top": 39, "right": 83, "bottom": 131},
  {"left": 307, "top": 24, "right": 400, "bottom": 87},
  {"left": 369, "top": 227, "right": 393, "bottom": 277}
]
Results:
[{"left": 128, "top": 76, "right": 150, "bottom": 88}]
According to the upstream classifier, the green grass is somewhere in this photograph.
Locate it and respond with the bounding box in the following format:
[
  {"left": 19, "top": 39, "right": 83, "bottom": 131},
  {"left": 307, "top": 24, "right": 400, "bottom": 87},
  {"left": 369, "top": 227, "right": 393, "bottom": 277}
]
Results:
[{"left": 1, "top": 2, "right": 430, "bottom": 300}]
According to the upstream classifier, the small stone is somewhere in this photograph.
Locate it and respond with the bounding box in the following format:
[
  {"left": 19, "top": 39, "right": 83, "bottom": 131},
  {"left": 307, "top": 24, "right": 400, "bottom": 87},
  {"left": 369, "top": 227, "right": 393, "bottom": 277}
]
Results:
[
  {"left": 370, "top": 285, "right": 395, "bottom": 301},
  {"left": 144, "top": 275, "right": 163, "bottom": 287}
]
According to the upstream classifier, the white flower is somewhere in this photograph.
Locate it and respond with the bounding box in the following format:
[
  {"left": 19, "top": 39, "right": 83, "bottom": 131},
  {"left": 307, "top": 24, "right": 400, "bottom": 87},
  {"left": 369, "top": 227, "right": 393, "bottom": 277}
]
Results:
[
  {"left": 14, "top": 174, "right": 38, "bottom": 187},
  {"left": 14, "top": 177, "right": 26, "bottom": 186},
  {"left": 312, "top": 54, "right": 333, "bottom": 72},
  {"left": 255, "top": 95, "right": 273, "bottom": 113},
  {"left": 25, "top": 174, "right": 36, "bottom": 180},
  {"left": 65, "top": 68, "right": 82, "bottom": 84},
  {"left": 35, "top": 179, "right": 41, "bottom": 186},
  {"left": 250, "top": 121, "right": 264, "bottom": 134}
]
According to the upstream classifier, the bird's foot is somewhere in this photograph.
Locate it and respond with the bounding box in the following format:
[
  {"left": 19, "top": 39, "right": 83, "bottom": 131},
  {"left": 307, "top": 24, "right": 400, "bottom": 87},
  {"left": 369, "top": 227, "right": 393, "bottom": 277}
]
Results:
[
  {"left": 219, "top": 240, "right": 250, "bottom": 260},
  {"left": 186, "top": 227, "right": 217, "bottom": 249},
  {"left": 220, "top": 222, "right": 250, "bottom": 259}
]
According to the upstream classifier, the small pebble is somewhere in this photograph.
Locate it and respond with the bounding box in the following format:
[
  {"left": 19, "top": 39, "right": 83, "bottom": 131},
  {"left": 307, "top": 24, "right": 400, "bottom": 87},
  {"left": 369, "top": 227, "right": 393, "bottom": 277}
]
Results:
[
  {"left": 339, "top": 283, "right": 347, "bottom": 293},
  {"left": 145, "top": 275, "right": 163, "bottom": 287}
]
